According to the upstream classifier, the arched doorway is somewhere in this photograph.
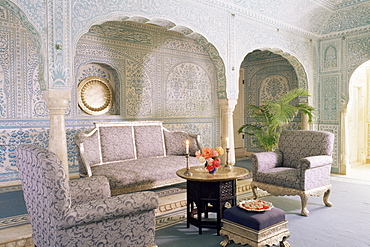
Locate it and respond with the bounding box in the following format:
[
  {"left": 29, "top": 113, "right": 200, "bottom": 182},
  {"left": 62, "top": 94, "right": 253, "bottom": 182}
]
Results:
[
  {"left": 234, "top": 49, "right": 309, "bottom": 156},
  {"left": 344, "top": 60, "right": 370, "bottom": 179}
]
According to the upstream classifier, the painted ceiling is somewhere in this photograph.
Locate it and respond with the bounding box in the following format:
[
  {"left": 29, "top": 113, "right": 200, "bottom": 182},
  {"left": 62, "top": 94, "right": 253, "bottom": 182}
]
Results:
[{"left": 224, "top": 0, "right": 370, "bottom": 36}]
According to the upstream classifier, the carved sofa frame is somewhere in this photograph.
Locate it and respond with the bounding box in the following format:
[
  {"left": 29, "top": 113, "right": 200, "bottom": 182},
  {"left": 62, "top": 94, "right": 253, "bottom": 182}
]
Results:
[{"left": 76, "top": 121, "right": 202, "bottom": 195}]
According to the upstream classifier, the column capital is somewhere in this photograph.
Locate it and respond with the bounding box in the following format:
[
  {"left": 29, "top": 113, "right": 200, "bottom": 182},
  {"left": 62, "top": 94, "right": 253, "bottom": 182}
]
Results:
[
  {"left": 43, "top": 90, "right": 71, "bottom": 114},
  {"left": 218, "top": 98, "right": 238, "bottom": 110}
]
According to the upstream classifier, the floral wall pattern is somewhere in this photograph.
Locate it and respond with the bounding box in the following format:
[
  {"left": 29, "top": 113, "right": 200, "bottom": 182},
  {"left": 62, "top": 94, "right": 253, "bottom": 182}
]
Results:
[{"left": 0, "top": 0, "right": 370, "bottom": 184}]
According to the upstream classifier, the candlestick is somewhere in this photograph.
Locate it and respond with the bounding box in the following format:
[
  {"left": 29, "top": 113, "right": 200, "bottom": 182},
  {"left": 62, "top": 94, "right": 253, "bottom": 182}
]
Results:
[
  {"left": 185, "top": 140, "right": 189, "bottom": 154},
  {"left": 184, "top": 152, "right": 193, "bottom": 176},
  {"left": 226, "top": 137, "right": 229, "bottom": 148},
  {"left": 224, "top": 147, "right": 232, "bottom": 171}
]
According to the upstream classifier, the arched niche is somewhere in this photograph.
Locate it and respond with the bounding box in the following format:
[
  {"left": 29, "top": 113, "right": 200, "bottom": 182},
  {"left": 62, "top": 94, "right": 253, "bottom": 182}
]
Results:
[
  {"left": 72, "top": 16, "right": 226, "bottom": 99},
  {"left": 75, "top": 62, "right": 120, "bottom": 116},
  {"left": 236, "top": 48, "right": 309, "bottom": 153}
]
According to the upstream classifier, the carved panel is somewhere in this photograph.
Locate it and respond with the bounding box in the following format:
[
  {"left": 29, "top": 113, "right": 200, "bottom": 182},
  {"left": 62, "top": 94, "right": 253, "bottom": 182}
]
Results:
[
  {"left": 320, "top": 39, "right": 341, "bottom": 72},
  {"left": 320, "top": 75, "right": 339, "bottom": 121}
]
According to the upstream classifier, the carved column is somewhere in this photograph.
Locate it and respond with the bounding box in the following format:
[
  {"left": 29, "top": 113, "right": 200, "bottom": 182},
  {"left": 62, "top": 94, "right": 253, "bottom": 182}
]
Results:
[
  {"left": 341, "top": 103, "right": 350, "bottom": 175},
  {"left": 219, "top": 98, "right": 238, "bottom": 165},
  {"left": 43, "top": 90, "right": 71, "bottom": 179}
]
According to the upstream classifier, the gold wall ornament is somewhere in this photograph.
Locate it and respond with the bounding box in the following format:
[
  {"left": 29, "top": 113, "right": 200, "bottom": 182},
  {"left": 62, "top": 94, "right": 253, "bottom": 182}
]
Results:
[{"left": 78, "top": 76, "right": 113, "bottom": 115}]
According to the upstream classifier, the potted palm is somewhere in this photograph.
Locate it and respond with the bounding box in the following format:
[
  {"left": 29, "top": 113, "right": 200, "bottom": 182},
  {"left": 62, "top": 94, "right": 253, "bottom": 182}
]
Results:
[{"left": 238, "top": 88, "right": 315, "bottom": 152}]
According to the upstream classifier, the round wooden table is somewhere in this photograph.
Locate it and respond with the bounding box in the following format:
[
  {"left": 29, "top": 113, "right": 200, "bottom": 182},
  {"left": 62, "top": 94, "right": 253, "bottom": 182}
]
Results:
[{"left": 176, "top": 165, "right": 249, "bottom": 234}]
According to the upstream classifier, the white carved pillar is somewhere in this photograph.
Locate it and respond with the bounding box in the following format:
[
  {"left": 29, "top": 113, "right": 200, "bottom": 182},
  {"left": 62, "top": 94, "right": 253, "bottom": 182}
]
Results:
[
  {"left": 341, "top": 103, "right": 350, "bottom": 175},
  {"left": 43, "top": 90, "right": 71, "bottom": 179},
  {"left": 219, "top": 98, "right": 238, "bottom": 165}
]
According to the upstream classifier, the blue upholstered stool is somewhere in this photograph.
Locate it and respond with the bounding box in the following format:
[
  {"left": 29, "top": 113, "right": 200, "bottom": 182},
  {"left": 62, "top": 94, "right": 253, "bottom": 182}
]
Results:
[{"left": 220, "top": 206, "right": 290, "bottom": 247}]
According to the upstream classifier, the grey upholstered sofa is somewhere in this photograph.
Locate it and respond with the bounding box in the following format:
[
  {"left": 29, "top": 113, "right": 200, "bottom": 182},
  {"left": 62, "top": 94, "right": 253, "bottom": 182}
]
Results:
[
  {"left": 16, "top": 144, "right": 159, "bottom": 247},
  {"left": 250, "top": 130, "right": 335, "bottom": 216},
  {"left": 76, "top": 121, "right": 202, "bottom": 195}
]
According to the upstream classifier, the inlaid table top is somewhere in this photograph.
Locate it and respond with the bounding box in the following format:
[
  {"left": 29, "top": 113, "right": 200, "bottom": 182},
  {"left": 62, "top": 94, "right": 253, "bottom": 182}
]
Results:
[{"left": 176, "top": 165, "right": 249, "bottom": 182}]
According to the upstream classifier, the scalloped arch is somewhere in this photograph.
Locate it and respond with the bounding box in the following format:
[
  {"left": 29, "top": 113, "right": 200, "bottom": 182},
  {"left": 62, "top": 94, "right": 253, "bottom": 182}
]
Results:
[
  {"left": 1, "top": 0, "right": 46, "bottom": 89},
  {"left": 248, "top": 48, "right": 309, "bottom": 103},
  {"left": 73, "top": 15, "right": 226, "bottom": 98}
]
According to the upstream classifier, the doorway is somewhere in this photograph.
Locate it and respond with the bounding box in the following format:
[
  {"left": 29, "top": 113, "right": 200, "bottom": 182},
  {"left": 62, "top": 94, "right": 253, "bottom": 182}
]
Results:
[{"left": 346, "top": 60, "right": 370, "bottom": 180}]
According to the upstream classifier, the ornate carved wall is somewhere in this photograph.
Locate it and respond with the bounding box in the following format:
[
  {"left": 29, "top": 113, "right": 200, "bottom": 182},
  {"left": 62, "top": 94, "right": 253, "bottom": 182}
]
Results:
[
  {"left": 73, "top": 21, "right": 219, "bottom": 146},
  {"left": 1, "top": 0, "right": 370, "bottom": 184},
  {"left": 241, "top": 50, "right": 301, "bottom": 152}
]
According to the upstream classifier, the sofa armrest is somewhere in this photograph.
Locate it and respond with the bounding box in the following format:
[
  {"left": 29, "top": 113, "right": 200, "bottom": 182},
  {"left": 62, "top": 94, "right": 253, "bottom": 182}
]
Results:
[
  {"left": 250, "top": 151, "right": 283, "bottom": 173},
  {"left": 69, "top": 176, "right": 111, "bottom": 205},
  {"left": 78, "top": 142, "right": 93, "bottom": 177},
  {"left": 299, "top": 155, "right": 333, "bottom": 170},
  {"left": 58, "top": 191, "right": 159, "bottom": 229}
]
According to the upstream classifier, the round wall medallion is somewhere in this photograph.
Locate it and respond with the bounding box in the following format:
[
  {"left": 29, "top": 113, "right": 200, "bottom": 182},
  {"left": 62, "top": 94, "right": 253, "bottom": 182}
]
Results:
[{"left": 78, "top": 76, "right": 113, "bottom": 115}]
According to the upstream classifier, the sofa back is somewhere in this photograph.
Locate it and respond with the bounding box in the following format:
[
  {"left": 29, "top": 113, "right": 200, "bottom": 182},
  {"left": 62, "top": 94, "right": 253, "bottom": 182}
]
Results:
[{"left": 76, "top": 121, "right": 202, "bottom": 176}]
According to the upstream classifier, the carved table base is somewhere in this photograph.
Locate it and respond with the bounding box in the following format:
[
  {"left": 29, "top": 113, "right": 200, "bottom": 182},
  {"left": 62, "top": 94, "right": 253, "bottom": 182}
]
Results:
[{"left": 220, "top": 219, "right": 290, "bottom": 247}]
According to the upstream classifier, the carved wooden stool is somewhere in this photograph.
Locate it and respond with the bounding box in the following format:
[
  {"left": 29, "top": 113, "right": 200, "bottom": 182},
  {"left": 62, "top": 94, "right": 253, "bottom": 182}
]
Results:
[{"left": 220, "top": 206, "right": 290, "bottom": 247}]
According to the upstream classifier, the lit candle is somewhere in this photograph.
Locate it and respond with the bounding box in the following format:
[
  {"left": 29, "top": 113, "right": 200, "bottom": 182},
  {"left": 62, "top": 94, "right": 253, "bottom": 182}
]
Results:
[
  {"left": 186, "top": 140, "right": 189, "bottom": 153},
  {"left": 226, "top": 137, "right": 229, "bottom": 148}
]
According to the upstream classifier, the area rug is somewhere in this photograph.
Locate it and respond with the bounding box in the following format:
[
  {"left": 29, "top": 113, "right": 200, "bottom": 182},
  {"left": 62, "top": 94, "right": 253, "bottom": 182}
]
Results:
[{"left": 155, "top": 177, "right": 370, "bottom": 247}]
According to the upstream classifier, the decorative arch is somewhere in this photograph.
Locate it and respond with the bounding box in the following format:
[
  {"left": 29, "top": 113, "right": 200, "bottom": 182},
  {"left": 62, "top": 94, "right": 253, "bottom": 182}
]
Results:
[
  {"left": 243, "top": 48, "right": 309, "bottom": 102},
  {"left": 0, "top": 0, "right": 45, "bottom": 89},
  {"left": 341, "top": 60, "right": 370, "bottom": 175},
  {"left": 72, "top": 15, "right": 226, "bottom": 99},
  {"left": 238, "top": 48, "right": 310, "bottom": 154}
]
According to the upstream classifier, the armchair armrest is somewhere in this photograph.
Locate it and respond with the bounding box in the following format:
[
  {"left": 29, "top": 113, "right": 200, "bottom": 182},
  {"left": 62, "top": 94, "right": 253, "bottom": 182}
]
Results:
[
  {"left": 59, "top": 191, "right": 159, "bottom": 229},
  {"left": 69, "top": 176, "right": 111, "bottom": 205},
  {"left": 299, "top": 155, "right": 333, "bottom": 170},
  {"left": 250, "top": 151, "right": 283, "bottom": 173}
]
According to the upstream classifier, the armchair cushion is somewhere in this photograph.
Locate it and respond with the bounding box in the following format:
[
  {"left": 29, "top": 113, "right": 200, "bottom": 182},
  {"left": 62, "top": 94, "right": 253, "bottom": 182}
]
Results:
[
  {"left": 250, "top": 151, "right": 283, "bottom": 173},
  {"left": 59, "top": 191, "right": 159, "bottom": 229},
  {"left": 254, "top": 167, "right": 300, "bottom": 190},
  {"left": 69, "top": 176, "right": 111, "bottom": 205}
]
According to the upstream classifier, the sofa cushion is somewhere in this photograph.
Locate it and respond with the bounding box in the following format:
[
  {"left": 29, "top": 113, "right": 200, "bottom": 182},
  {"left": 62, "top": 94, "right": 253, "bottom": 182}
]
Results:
[
  {"left": 100, "top": 126, "right": 136, "bottom": 163},
  {"left": 91, "top": 156, "right": 201, "bottom": 189},
  {"left": 134, "top": 125, "right": 165, "bottom": 158},
  {"left": 164, "top": 130, "right": 200, "bottom": 156}
]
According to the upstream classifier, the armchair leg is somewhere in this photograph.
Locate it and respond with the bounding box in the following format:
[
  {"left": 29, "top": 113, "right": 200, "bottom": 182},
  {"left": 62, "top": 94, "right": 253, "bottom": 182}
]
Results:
[
  {"left": 323, "top": 188, "right": 333, "bottom": 207},
  {"left": 252, "top": 185, "right": 258, "bottom": 199},
  {"left": 299, "top": 193, "right": 309, "bottom": 216}
]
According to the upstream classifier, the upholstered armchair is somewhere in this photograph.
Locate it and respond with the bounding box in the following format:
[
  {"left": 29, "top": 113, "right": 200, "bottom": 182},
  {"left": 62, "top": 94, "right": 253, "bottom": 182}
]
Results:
[
  {"left": 16, "top": 144, "right": 159, "bottom": 247},
  {"left": 250, "top": 130, "right": 335, "bottom": 216}
]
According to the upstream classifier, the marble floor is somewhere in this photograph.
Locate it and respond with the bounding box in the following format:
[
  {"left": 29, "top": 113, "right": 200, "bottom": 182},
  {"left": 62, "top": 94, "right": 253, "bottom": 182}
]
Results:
[{"left": 340, "top": 163, "right": 370, "bottom": 181}]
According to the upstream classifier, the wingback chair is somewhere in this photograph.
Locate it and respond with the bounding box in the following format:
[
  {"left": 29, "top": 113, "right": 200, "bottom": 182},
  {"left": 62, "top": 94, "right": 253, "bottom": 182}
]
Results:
[
  {"left": 250, "top": 130, "right": 335, "bottom": 216},
  {"left": 16, "top": 144, "right": 159, "bottom": 247}
]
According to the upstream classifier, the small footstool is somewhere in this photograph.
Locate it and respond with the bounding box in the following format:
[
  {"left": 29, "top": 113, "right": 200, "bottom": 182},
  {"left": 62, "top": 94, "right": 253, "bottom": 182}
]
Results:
[{"left": 220, "top": 206, "right": 290, "bottom": 247}]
